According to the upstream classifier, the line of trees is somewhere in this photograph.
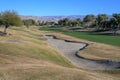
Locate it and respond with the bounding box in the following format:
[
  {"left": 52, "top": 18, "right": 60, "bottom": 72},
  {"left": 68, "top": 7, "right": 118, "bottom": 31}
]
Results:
[
  {"left": 39, "top": 14, "right": 120, "bottom": 34},
  {"left": 0, "top": 10, "right": 120, "bottom": 35},
  {"left": 38, "top": 14, "right": 120, "bottom": 31},
  {"left": 56, "top": 14, "right": 120, "bottom": 31}
]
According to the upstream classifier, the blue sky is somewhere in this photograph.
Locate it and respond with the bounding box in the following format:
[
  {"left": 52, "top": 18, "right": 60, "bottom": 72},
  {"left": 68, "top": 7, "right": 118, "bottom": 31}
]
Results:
[{"left": 0, "top": 0, "right": 120, "bottom": 16}]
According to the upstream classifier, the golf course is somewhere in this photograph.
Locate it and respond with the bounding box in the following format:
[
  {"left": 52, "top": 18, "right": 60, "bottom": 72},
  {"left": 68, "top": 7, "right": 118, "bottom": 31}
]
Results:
[
  {"left": 0, "top": 26, "right": 120, "bottom": 80},
  {"left": 0, "top": 0, "right": 120, "bottom": 79}
]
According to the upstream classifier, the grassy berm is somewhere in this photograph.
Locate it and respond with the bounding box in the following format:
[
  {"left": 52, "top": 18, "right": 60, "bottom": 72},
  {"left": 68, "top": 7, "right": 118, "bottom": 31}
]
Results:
[{"left": 0, "top": 26, "right": 120, "bottom": 80}]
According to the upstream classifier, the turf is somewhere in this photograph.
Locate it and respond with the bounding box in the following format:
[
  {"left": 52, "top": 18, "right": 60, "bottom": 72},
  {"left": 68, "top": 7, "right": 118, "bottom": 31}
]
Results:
[
  {"left": 40, "top": 27, "right": 120, "bottom": 47},
  {"left": 39, "top": 27, "right": 63, "bottom": 32},
  {"left": 63, "top": 32, "right": 120, "bottom": 46}
]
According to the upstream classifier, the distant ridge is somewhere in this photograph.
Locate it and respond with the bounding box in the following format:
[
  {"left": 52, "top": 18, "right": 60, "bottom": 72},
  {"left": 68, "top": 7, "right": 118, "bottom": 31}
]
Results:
[
  {"left": 20, "top": 15, "right": 112, "bottom": 22},
  {"left": 20, "top": 15, "right": 85, "bottom": 22}
]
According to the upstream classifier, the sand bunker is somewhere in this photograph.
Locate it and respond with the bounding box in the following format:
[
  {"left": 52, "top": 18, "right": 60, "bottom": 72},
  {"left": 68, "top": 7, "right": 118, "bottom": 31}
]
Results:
[{"left": 45, "top": 35, "right": 120, "bottom": 70}]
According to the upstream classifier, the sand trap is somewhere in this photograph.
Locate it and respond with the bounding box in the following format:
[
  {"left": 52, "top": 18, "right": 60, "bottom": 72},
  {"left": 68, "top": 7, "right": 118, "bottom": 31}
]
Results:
[{"left": 45, "top": 35, "right": 120, "bottom": 70}]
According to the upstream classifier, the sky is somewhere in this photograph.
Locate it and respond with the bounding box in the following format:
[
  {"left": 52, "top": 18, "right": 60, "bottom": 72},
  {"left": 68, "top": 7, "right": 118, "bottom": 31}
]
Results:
[{"left": 0, "top": 0, "right": 120, "bottom": 16}]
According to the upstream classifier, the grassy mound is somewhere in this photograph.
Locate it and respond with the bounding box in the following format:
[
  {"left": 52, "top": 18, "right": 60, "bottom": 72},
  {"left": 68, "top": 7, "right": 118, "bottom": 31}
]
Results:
[
  {"left": 0, "top": 26, "right": 72, "bottom": 67},
  {"left": 0, "top": 26, "right": 120, "bottom": 80}
]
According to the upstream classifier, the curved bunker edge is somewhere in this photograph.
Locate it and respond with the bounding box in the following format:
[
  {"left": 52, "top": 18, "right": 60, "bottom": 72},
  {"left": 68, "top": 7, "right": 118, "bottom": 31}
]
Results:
[{"left": 45, "top": 35, "right": 120, "bottom": 70}]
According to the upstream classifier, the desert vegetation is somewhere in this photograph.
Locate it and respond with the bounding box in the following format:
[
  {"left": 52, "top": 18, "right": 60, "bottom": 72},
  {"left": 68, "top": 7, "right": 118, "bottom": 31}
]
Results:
[
  {"left": 23, "top": 19, "right": 37, "bottom": 28},
  {"left": 0, "top": 10, "right": 37, "bottom": 34},
  {"left": 0, "top": 10, "right": 22, "bottom": 34},
  {"left": 0, "top": 10, "right": 120, "bottom": 80}
]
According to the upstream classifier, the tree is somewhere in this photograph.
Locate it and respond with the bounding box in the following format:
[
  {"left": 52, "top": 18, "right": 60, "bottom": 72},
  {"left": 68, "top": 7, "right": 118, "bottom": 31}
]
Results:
[
  {"left": 63, "top": 18, "right": 70, "bottom": 26},
  {"left": 0, "top": 13, "right": 3, "bottom": 26},
  {"left": 110, "top": 18, "right": 117, "bottom": 35},
  {"left": 23, "top": 19, "right": 36, "bottom": 28},
  {"left": 58, "top": 18, "right": 70, "bottom": 26},
  {"left": 97, "top": 14, "right": 108, "bottom": 30},
  {"left": 58, "top": 18, "right": 82, "bottom": 27},
  {"left": 37, "top": 21, "right": 45, "bottom": 26},
  {"left": 112, "top": 13, "right": 120, "bottom": 29},
  {"left": 70, "top": 20, "right": 77, "bottom": 27},
  {"left": 42, "top": 21, "right": 55, "bottom": 26},
  {"left": 0, "top": 10, "right": 22, "bottom": 33},
  {"left": 83, "top": 14, "right": 96, "bottom": 28},
  {"left": 58, "top": 19, "right": 64, "bottom": 26},
  {"left": 48, "top": 22, "right": 56, "bottom": 26},
  {"left": 75, "top": 18, "right": 82, "bottom": 26},
  {"left": 109, "top": 14, "right": 120, "bottom": 35}
]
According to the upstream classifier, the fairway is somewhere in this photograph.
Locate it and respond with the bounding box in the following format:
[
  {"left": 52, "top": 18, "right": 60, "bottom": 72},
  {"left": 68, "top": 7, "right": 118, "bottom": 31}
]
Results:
[
  {"left": 40, "top": 27, "right": 120, "bottom": 47},
  {"left": 63, "top": 32, "right": 120, "bottom": 47}
]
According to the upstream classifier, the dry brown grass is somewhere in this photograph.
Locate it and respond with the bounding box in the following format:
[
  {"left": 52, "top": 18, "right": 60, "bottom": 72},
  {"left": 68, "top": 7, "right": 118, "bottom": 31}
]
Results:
[
  {"left": 79, "top": 43, "right": 120, "bottom": 60},
  {"left": 0, "top": 26, "right": 120, "bottom": 80},
  {"left": 0, "top": 63, "right": 118, "bottom": 80},
  {"left": 0, "top": 55, "right": 119, "bottom": 80}
]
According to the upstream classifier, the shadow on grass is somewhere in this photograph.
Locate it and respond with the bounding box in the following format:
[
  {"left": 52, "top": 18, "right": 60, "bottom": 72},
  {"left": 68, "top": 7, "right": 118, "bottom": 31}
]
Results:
[
  {"left": 83, "top": 31, "right": 120, "bottom": 36},
  {"left": 93, "top": 33, "right": 119, "bottom": 36},
  {"left": 0, "top": 31, "right": 7, "bottom": 36}
]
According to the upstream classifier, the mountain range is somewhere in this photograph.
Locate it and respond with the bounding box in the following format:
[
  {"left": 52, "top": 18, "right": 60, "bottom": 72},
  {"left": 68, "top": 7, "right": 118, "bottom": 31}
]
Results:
[
  {"left": 20, "top": 15, "right": 85, "bottom": 22},
  {"left": 20, "top": 15, "right": 112, "bottom": 22}
]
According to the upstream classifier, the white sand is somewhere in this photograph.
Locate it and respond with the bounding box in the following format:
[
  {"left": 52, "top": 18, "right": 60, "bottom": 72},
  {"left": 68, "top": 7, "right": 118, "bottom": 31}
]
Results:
[{"left": 45, "top": 35, "right": 120, "bottom": 70}]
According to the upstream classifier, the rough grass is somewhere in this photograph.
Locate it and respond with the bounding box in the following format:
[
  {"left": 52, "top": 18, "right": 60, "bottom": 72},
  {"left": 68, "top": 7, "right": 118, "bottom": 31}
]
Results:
[
  {"left": 1, "top": 64, "right": 119, "bottom": 80},
  {"left": 0, "top": 26, "right": 72, "bottom": 67},
  {"left": 78, "top": 43, "right": 120, "bottom": 60},
  {"left": 0, "top": 26, "right": 120, "bottom": 80}
]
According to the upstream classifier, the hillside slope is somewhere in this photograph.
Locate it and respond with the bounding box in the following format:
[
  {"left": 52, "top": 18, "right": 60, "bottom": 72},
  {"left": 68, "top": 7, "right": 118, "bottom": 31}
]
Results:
[{"left": 0, "top": 26, "right": 119, "bottom": 80}]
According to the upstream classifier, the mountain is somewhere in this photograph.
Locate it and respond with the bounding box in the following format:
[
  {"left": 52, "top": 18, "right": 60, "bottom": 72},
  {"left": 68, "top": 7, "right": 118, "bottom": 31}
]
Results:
[
  {"left": 20, "top": 15, "right": 85, "bottom": 22},
  {"left": 20, "top": 15, "right": 112, "bottom": 22}
]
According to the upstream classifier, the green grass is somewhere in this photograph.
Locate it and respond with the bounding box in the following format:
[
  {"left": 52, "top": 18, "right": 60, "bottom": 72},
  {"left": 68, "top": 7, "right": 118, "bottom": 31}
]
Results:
[
  {"left": 39, "top": 27, "right": 64, "bottom": 32},
  {"left": 63, "top": 32, "right": 120, "bottom": 46},
  {"left": 40, "top": 27, "right": 120, "bottom": 47}
]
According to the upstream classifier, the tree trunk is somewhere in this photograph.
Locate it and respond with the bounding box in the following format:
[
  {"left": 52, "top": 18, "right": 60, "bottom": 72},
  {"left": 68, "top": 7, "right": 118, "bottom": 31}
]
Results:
[
  {"left": 112, "top": 29, "right": 117, "bottom": 36},
  {"left": 4, "top": 25, "right": 9, "bottom": 33}
]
